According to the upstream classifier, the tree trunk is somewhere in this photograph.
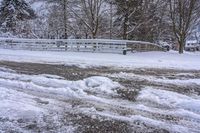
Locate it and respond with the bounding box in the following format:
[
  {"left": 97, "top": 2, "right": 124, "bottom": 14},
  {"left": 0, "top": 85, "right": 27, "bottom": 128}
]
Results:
[
  {"left": 109, "top": 1, "right": 113, "bottom": 39},
  {"left": 92, "top": 32, "right": 96, "bottom": 39},
  {"left": 179, "top": 43, "right": 184, "bottom": 54},
  {"left": 85, "top": 32, "right": 88, "bottom": 39},
  {"left": 123, "top": 13, "right": 128, "bottom": 40},
  {"left": 63, "top": 0, "right": 68, "bottom": 39},
  {"left": 178, "top": 36, "right": 185, "bottom": 54}
]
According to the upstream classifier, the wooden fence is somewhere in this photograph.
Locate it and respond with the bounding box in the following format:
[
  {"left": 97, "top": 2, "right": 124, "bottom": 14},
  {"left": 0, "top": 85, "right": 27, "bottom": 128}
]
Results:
[{"left": 0, "top": 38, "right": 164, "bottom": 55}]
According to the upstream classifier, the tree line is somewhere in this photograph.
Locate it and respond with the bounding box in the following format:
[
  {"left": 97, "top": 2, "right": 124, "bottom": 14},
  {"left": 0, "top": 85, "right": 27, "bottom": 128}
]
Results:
[{"left": 0, "top": 0, "right": 199, "bottom": 53}]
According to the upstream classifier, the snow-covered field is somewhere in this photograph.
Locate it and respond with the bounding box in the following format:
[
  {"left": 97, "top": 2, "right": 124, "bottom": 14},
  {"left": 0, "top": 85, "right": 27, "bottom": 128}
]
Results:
[
  {"left": 0, "top": 48, "right": 200, "bottom": 70},
  {"left": 0, "top": 49, "right": 200, "bottom": 132}
]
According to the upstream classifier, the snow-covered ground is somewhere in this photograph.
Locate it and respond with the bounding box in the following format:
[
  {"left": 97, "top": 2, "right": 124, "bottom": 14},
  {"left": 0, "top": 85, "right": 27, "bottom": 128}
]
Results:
[
  {"left": 0, "top": 66, "right": 200, "bottom": 133},
  {"left": 106, "top": 72, "right": 200, "bottom": 85},
  {"left": 0, "top": 48, "right": 200, "bottom": 132},
  {"left": 0, "top": 48, "right": 200, "bottom": 70},
  {"left": 0, "top": 67, "right": 121, "bottom": 132}
]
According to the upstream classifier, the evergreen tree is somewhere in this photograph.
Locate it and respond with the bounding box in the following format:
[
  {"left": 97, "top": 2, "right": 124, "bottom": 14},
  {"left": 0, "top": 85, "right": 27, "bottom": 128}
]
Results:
[{"left": 0, "top": 0, "right": 36, "bottom": 33}]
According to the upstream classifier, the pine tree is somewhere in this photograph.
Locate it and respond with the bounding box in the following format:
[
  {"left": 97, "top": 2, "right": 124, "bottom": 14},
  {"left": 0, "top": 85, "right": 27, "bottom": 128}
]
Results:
[{"left": 0, "top": 0, "right": 36, "bottom": 33}]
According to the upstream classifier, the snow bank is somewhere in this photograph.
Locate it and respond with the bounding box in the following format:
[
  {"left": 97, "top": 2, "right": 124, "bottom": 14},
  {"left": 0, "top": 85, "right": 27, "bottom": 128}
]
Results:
[
  {"left": 134, "top": 87, "right": 200, "bottom": 132},
  {"left": 137, "top": 87, "right": 200, "bottom": 114},
  {"left": 0, "top": 86, "right": 47, "bottom": 132},
  {"left": 0, "top": 49, "right": 200, "bottom": 70},
  {"left": 0, "top": 69, "right": 120, "bottom": 98},
  {"left": 107, "top": 72, "right": 200, "bottom": 85},
  {"left": 0, "top": 67, "right": 120, "bottom": 132}
]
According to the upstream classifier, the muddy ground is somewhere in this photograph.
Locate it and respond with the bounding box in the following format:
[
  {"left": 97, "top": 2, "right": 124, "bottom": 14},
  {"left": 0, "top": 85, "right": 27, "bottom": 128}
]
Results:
[{"left": 0, "top": 61, "right": 200, "bottom": 133}]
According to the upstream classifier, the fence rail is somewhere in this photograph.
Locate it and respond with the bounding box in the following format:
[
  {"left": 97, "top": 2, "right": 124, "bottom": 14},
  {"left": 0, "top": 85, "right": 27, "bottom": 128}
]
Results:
[{"left": 0, "top": 38, "right": 164, "bottom": 55}]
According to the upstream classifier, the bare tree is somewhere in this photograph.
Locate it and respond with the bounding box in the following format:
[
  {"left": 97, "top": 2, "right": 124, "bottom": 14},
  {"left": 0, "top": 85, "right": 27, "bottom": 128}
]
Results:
[
  {"left": 168, "top": 0, "right": 200, "bottom": 54},
  {"left": 46, "top": 0, "right": 69, "bottom": 39},
  {"left": 77, "top": 0, "right": 104, "bottom": 38},
  {"left": 113, "top": 0, "right": 146, "bottom": 40}
]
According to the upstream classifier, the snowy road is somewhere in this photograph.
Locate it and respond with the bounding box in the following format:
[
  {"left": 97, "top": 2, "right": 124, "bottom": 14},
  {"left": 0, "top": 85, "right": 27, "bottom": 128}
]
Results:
[{"left": 0, "top": 61, "right": 200, "bottom": 133}]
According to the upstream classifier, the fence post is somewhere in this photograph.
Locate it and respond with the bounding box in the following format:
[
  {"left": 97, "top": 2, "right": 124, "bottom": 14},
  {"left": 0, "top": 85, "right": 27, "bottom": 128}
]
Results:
[
  {"left": 65, "top": 41, "right": 68, "bottom": 51},
  {"left": 96, "top": 41, "right": 99, "bottom": 51},
  {"left": 123, "top": 50, "right": 127, "bottom": 55},
  {"left": 123, "top": 43, "right": 127, "bottom": 55}
]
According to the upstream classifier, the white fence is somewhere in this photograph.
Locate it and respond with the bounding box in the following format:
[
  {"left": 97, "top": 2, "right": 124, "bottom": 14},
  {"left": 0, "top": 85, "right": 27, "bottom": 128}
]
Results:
[{"left": 0, "top": 38, "right": 163, "bottom": 55}]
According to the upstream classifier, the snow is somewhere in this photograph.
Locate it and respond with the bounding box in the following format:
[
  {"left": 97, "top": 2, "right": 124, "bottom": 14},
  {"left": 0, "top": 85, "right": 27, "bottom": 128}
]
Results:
[
  {"left": 133, "top": 88, "right": 200, "bottom": 132},
  {"left": 0, "top": 49, "right": 200, "bottom": 70},
  {"left": 0, "top": 67, "right": 200, "bottom": 132},
  {"left": 0, "top": 47, "right": 200, "bottom": 132},
  {"left": 31, "top": 1, "right": 46, "bottom": 10},
  {"left": 155, "top": 78, "right": 200, "bottom": 85},
  {"left": 94, "top": 111, "right": 189, "bottom": 133},
  {"left": 186, "top": 40, "right": 198, "bottom": 44},
  {"left": 137, "top": 87, "right": 200, "bottom": 112},
  {"left": 82, "top": 86, "right": 200, "bottom": 133},
  {"left": 0, "top": 67, "right": 120, "bottom": 132},
  {"left": 0, "top": 69, "right": 120, "bottom": 98},
  {"left": 106, "top": 72, "right": 200, "bottom": 85}
]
